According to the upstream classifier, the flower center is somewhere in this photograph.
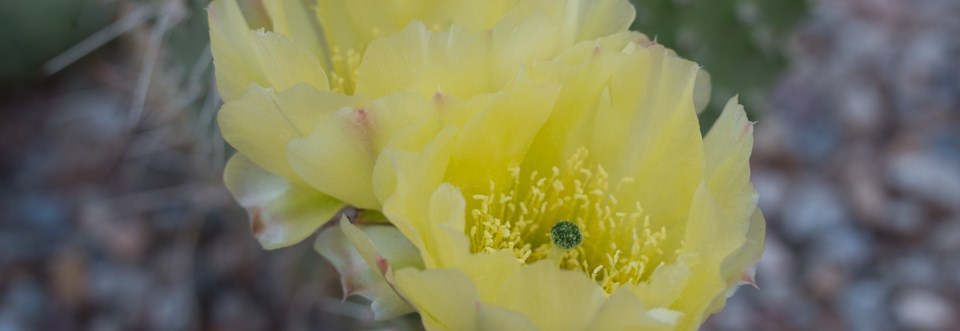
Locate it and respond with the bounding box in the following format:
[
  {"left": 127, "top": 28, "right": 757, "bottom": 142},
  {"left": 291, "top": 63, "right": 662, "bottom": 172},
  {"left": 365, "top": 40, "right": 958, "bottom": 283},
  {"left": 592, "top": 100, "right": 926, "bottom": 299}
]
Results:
[
  {"left": 328, "top": 46, "right": 361, "bottom": 95},
  {"left": 467, "top": 148, "right": 670, "bottom": 293},
  {"left": 550, "top": 220, "right": 582, "bottom": 250}
]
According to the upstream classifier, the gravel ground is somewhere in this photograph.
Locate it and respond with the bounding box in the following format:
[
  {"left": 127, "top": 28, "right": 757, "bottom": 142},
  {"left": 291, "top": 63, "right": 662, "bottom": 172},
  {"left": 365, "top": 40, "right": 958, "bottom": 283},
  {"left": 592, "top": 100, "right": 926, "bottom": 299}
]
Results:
[{"left": 1, "top": 0, "right": 959, "bottom": 330}]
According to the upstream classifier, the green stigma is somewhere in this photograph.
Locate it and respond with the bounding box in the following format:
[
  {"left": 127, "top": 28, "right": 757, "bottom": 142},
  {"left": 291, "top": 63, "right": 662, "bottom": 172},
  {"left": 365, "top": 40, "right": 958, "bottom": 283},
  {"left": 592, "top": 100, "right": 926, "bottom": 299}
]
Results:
[{"left": 551, "top": 220, "right": 582, "bottom": 250}]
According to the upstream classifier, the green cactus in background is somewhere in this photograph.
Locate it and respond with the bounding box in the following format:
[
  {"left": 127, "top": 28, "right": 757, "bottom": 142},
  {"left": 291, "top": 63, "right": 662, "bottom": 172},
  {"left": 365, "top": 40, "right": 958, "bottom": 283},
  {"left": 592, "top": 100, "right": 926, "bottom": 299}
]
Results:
[{"left": 0, "top": 0, "right": 113, "bottom": 86}]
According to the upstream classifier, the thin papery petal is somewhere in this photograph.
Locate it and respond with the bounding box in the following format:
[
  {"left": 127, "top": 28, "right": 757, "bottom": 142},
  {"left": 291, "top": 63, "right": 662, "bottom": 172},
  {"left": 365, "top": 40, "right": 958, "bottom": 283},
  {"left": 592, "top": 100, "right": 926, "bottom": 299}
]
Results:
[
  {"left": 393, "top": 265, "right": 538, "bottom": 331},
  {"left": 224, "top": 154, "right": 342, "bottom": 249},
  {"left": 287, "top": 108, "right": 380, "bottom": 209},
  {"left": 373, "top": 129, "right": 457, "bottom": 264},
  {"left": 703, "top": 96, "right": 758, "bottom": 224},
  {"left": 674, "top": 185, "right": 736, "bottom": 329},
  {"left": 587, "top": 289, "right": 679, "bottom": 330},
  {"left": 503, "top": 0, "right": 635, "bottom": 45},
  {"left": 314, "top": 0, "right": 535, "bottom": 59},
  {"left": 592, "top": 43, "right": 704, "bottom": 245},
  {"left": 477, "top": 305, "right": 538, "bottom": 331},
  {"left": 218, "top": 84, "right": 355, "bottom": 183},
  {"left": 287, "top": 92, "right": 443, "bottom": 210},
  {"left": 209, "top": 0, "right": 266, "bottom": 101},
  {"left": 675, "top": 96, "right": 760, "bottom": 327},
  {"left": 355, "top": 22, "right": 495, "bottom": 98},
  {"left": 625, "top": 255, "right": 694, "bottom": 309},
  {"left": 355, "top": 0, "right": 636, "bottom": 100},
  {"left": 714, "top": 209, "right": 765, "bottom": 299},
  {"left": 422, "top": 184, "right": 470, "bottom": 267},
  {"left": 444, "top": 80, "right": 561, "bottom": 191},
  {"left": 248, "top": 31, "right": 329, "bottom": 93},
  {"left": 208, "top": 1, "right": 328, "bottom": 101},
  {"left": 263, "top": 0, "right": 326, "bottom": 57},
  {"left": 494, "top": 261, "right": 606, "bottom": 331},
  {"left": 315, "top": 218, "right": 423, "bottom": 320},
  {"left": 394, "top": 268, "right": 480, "bottom": 330},
  {"left": 693, "top": 69, "right": 712, "bottom": 114}
]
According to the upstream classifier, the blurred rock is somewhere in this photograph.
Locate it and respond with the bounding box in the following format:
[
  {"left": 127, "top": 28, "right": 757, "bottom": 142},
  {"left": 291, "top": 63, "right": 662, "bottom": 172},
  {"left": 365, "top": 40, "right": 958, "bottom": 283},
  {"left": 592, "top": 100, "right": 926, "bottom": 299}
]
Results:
[
  {"left": 887, "top": 151, "right": 960, "bottom": 213},
  {"left": 757, "top": 233, "right": 798, "bottom": 306},
  {"left": 894, "top": 290, "right": 957, "bottom": 331},
  {"left": 0, "top": 191, "right": 70, "bottom": 264},
  {"left": 88, "top": 263, "right": 151, "bottom": 323},
  {"left": 752, "top": 170, "right": 789, "bottom": 218},
  {"left": 844, "top": 146, "right": 888, "bottom": 224},
  {"left": 809, "top": 224, "right": 873, "bottom": 268},
  {"left": 49, "top": 246, "right": 89, "bottom": 308},
  {"left": 892, "top": 252, "right": 940, "bottom": 288},
  {"left": 895, "top": 32, "right": 956, "bottom": 123},
  {"left": 0, "top": 277, "right": 48, "bottom": 330},
  {"left": 839, "top": 280, "right": 894, "bottom": 331},
  {"left": 87, "top": 315, "right": 124, "bottom": 331},
  {"left": 805, "top": 262, "right": 847, "bottom": 301},
  {"left": 881, "top": 199, "right": 925, "bottom": 237},
  {"left": 946, "top": 259, "right": 960, "bottom": 294},
  {"left": 836, "top": 81, "right": 884, "bottom": 133},
  {"left": 752, "top": 115, "right": 790, "bottom": 159},
  {"left": 780, "top": 178, "right": 849, "bottom": 242},
  {"left": 148, "top": 286, "right": 197, "bottom": 331},
  {"left": 80, "top": 202, "right": 150, "bottom": 263},
  {"left": 931, "top": 219, "right": 960, "bottom": 254},
  {"left": 211, "top": 291, "right": 269, "bottom": 331}
]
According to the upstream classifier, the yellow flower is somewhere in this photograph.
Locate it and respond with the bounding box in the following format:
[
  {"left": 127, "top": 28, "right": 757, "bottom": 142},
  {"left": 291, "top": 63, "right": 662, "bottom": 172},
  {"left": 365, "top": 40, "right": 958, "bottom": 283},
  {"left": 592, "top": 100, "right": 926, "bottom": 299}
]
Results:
[
  {"left": 210, "top": 0, "right": 763, "bottom": 330},
  {"left": 211, "top": 0, "right": 634, "bottom": 248}
]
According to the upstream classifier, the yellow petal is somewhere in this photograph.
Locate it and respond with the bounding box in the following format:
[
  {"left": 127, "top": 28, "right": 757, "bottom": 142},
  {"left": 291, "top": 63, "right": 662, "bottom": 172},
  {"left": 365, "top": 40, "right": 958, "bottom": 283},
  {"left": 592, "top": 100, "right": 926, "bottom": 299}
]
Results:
[
  {"left": 625, "top": 255, "right": 694, "bottom": 308},
  {"left": 356, "top": 0, "right": 635, "bottom": 100},
  {"left": 714, "top": 208, "right": 764, "bottom": 298},
  {"left": 355, "top": 22, "right": 492, "bottom": 99},
  {"left": 248, "top": 30, "right": 330, "bottom": 93},
  {"left": 570, "top": 0, "right": 636, "bottom": 42},
  {"left": 445, "top": 80, "right": 561, "bottom": 192},
  {"left": 674, "top": 94, "right": 762, "bottom": 329},
  {"left": 423, "top": 184, "right": 470, "bottom": 267},
  {"left": 209, "top": 0, "right": 265, "bottom": 101},
  {"left": 315, "top": 0, "right": 523, "bottom": 56},
  {"left": 394, "top": 268, "right": 479, "bottom": 330},
  {"left": 587, "top": 289, "right": 679, "bottom": 330},
  {"left": 693, "top": 69, "right": 712, "bottom": 114},
  {"left": 524, "top": 33, "right": 706, "bottom": 255},
  {"left": 593, "top": 42, "right": 705, "bottom": 243},
  {"left": 218, "top": 84, "right": 356, "bottom": 183},
  {"left": 394, "top": 264, "right": 537, "bottom": 331},
  {"left": 476, "top": 304, "right": 537, "bottom": 331},
  {"left": 520, "top": 32, "right": 637, "bottom": 167},
  {"left": 208, "top": 0, "right": 328, "bottom": 101},
  {"left": 494, "top": 261, "right": 606, "bottom": 331},
  {"left": 223, "top": 154, "right": 342, "bottom": 249},
  {"left": 286, "top": 107, "right": 379, "bottom": 209},
  {"left": 703, "top": 96, "right": 758, "bottom": 224},
  {"left": 263, "top": 0, "right": 326, "bottom": 56},
  {"left": 672, "top": 185, "right": 733, "bottom": 329},
  {"left": 505, "top": 0, "right": 635, "bottom": 45},
  {"left": 286, "top": 92, "right": 439, "bottom": 210},
  {"left": 374, "top": 129, "right": 457, "bottom": 262},
  {"left": 315, "top": 0, "right": 423, "bottom": 56}
]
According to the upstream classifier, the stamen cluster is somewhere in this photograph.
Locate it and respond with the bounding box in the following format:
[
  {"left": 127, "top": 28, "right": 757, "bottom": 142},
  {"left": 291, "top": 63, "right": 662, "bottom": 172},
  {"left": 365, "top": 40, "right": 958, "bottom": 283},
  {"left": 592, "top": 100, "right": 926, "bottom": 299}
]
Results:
[{"left": 468, "top": 148, "right": 670, "bottom": 293}]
